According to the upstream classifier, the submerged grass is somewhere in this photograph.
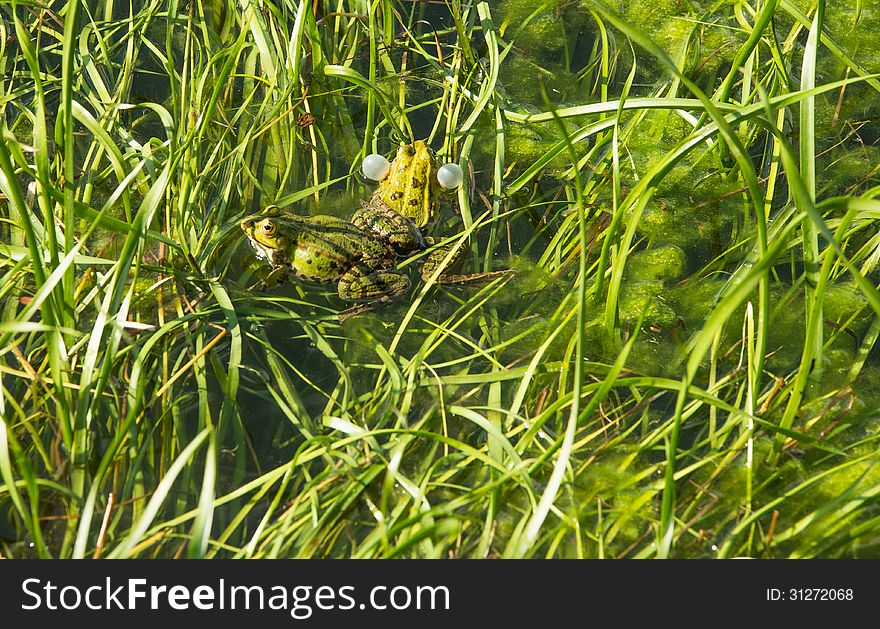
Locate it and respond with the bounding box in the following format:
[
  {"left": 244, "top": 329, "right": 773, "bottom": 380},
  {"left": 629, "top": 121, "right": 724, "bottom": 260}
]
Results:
[{"left": 3, "top": 0, "right": 880, "bottom": 558}]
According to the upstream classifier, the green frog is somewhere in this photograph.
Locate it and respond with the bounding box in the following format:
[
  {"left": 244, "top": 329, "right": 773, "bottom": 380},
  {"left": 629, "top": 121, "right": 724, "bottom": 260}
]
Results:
[
  {"left": 240, "top": 206, "right": 413, "bottom": 319},
  {"left": 359, "top": 140, "right": 441, "bottom": 231},
  {"left": 241, "top": 141, "right": 510, "bottom": 320}
]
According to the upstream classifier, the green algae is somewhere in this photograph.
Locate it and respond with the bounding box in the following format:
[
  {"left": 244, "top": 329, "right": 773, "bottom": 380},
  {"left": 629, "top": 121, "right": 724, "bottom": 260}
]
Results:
[
  {"left": 666, "top": 278, "right": 725, "bottom": 328},
  {"left": 577, "top": 0, "right": 746, "bottom": 87},
  {"left": 499, "top": 0, "right": 571, "bottom": 56},
  {"left": 625, "top": 244, "right": 687, "bottom": 282},
  {"left": 489, "top": 255, "right": 558, "bottom": 306},
  {"left": 801, "top": 0, "right": 880, "bottom": 200},
  {"left": 495, "top": 113, "right": 583, "bottom": 170},
  {"left": 820, "top": 0, "right": 880, "bottom": 74},
  {"left": 622, "top": 130, "right": 742, "bottom": 251},
  {"left": 615, "top": 0, "right": 697, "bottom": 59},
  {"left": 850, "top": 366, "right": 880, "bottom": 415},
  {"left": 824, "top": 282, "right": 871, "bottom": 327},
  {"left": 566, "top": 447, "right": 658, "bottom": 554},
  {"left": 495, "top": 1, "right": 588, "bottom": 109},
  {"left": 498, "top": 55, "right": 575, "bottom": 106},
  {"left": 618, "top": 280, "right": 678, "bottom": 325},
  {"left": 817, "top": 142, "right": 880, "bottom": 197},
  {"left": 764, "top": 445, "right": 880, "bottom": 557}
]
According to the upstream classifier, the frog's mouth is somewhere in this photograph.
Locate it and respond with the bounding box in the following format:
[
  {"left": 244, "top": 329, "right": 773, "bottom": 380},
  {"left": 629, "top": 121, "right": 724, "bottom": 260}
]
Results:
[{"left": 246, "top": 236, "right": 280, "bottom": 265}]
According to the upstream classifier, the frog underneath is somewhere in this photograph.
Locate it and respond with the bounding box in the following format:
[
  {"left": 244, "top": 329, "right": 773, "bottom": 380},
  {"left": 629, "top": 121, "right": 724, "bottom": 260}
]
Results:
[{"left": 240, "top": 206, "right": 413, "bottom": 319}]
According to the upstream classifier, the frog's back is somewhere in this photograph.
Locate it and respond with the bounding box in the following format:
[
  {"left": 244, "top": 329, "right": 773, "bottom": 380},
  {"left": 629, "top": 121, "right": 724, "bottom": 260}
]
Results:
[
  {"left": 375, "top": 141, "right": 440, "bottom": 229},
  {"left": 290, "top": 215, "right": 390, "bottom": 282}
]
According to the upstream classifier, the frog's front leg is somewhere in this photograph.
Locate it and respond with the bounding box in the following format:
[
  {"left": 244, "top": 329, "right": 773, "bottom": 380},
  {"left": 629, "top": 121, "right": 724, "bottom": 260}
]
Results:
[
  {"left": 337, "top": 264, "right": 411, "bottom": 321},
  {"left": 248, "top": 264, "right": 290, "bottom": 291},
  {"left": 421, "top": 236, "right": 513, "bottom": 285}
]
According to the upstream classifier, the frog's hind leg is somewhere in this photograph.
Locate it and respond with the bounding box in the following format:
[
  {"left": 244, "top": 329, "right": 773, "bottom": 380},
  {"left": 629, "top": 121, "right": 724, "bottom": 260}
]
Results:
[
  {"left": 337, "top": 265, "right": 411, "bottom": 321},
  {"left": 429, "top": 269, "right": 514, "bottom": 285},
  {"left": 421, "top": 239, "right": 514, "bottom": 285}
]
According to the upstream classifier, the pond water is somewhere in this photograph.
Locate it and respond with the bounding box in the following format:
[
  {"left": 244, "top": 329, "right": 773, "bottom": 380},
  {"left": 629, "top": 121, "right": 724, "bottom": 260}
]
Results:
[{"left": 3, "top": 0, "right": 880, "bottom": 558}]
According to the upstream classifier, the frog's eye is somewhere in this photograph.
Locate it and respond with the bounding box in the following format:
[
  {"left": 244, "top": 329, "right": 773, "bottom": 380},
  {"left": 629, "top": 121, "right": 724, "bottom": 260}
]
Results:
[
  {"left": 261, "top": 221, "right": 277, "bottom": 236},
  {"left": 362, "top": 154, "right": 391, "bottom": 181},
  {"left": 437, "top": 163, "right": 463, "bottom": 190}
]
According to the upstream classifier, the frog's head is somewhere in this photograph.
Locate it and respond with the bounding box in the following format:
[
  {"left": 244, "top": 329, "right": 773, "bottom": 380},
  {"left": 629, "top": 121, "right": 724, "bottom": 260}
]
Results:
[
  {"left": 240, "top": 205, "right": 293, "bottom": 265},
  {"left": 404, "top": 141, "right": 463, "bottom": 188},
  {"left": 408, "top": 140, "right": 436, "bottom": 173},
  {"left": 391, "top": 140, "right": 440, "bottom": 182}
]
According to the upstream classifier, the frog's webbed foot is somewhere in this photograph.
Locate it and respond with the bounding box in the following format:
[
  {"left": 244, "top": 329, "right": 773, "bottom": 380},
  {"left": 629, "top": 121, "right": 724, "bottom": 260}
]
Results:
[{"left": 336, "top": 265, "right": 411, "bottom": 321}]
